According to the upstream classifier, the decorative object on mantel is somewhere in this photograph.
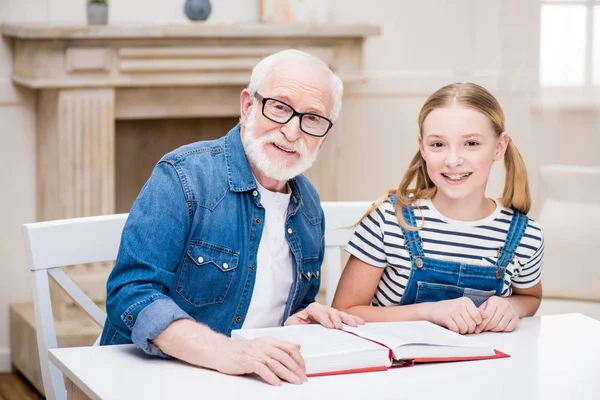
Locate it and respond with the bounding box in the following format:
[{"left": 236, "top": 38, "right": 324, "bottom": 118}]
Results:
[
  {"left": 87, "top": 0, "right": 108, "bottom": 25},
  {"left": 260, "top": 0, "right": 330, "bottom": 23},
  {"left": 184, "top": 0, "right": 212, "bottom": 21},
  {"left": 259, "top": 0, "right": 292, "bottom": 23}
]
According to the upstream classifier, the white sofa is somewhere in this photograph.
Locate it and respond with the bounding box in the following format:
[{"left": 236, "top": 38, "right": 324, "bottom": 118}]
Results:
[{"left": 534, "top": 164, "right": 600, "bottom": 320}]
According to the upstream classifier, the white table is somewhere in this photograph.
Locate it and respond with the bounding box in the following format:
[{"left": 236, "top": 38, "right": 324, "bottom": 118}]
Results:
[{"left": 49, "top": 313, "right": 600, "bottom": 400}]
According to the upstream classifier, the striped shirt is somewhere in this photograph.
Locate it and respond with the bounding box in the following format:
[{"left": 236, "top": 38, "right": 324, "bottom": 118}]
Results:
[{"left": 345, "top": 198, "right": 544, "bottom": 306}]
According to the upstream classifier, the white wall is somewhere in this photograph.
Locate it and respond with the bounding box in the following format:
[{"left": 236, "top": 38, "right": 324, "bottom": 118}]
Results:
[
  {"left": 0, "top": 0, "right": 45, "bottom": 374},
  {"left": 1, "top": 0, "right": 599, "bottom": 373}
]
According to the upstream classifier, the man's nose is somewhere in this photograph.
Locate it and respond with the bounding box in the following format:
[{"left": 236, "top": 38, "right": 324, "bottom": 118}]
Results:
[{"left": 280, "top": 115, "right": 303, "bottom": 142}]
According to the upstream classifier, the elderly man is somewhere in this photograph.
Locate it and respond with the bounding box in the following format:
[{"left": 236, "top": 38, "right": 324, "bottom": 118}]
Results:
[{"left": 100, "top": 49, "right": 361, "bottom": 385}]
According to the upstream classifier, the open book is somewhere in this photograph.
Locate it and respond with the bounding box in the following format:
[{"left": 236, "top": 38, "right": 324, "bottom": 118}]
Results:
[{"left": 231, "top": 321, "right": 508, "bottom": 377}]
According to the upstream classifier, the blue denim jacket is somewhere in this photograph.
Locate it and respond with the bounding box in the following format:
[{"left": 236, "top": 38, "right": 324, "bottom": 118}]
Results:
[{"left": 100, "top": 124, "right": 325, "bottom": 356}]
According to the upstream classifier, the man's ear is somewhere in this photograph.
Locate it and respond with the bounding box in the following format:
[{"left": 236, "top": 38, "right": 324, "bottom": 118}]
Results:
[
  {"left": 318, "top": 124, "right": 333, "bottom": 149},
  {"left": 494, "top": 132, "right": 510, "bottom": 161},
  {"left": 318, "top": 135, "right": 329, "bottom": 150},
  {"left": 240, "top": 89, "right": 253, "bottom": 124}
]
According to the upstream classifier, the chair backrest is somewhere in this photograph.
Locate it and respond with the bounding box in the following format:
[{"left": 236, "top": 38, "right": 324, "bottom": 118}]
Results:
[
  {"left": 537, "top": 165, "right": 600, "bottom": 301},
  {"left": 322, "top": 201, "right": 372, "bottom": 305},
  {"left": 22, "top": 213, "right": 128, "bottom": 400}
]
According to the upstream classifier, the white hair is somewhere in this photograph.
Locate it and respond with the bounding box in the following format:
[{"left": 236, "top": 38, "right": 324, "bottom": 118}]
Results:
[{"left": 247, "top": 49, "right": 343, "bottom": 122}]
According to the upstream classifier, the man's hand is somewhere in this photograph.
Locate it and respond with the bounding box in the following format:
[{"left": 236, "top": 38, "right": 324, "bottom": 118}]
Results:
[
  {"left": 429, "top": 297, "right": 482, "bottom": 334},
  {"left": 284, "top": 302, "right": 365, "bottom": 329},
  {"left": 215, "top": 336, "right": 307, "bottom": 386},
  {"left": 475, "top": 296, "right": 519, "bottom": 334}
]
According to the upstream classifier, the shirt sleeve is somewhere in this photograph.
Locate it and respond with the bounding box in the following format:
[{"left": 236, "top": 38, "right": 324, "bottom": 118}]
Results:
[
  {"left": 344, "top": 203, "right": 388, "bottom": 268},
  {"left": 131, "top": 298, "right": 192, "bottom": 357},
  {"left": 105, "top": 160, "right": 194, "bottom": 357},
  {"left": 512, "top": 230, "right": 544, "bottom": 289}
]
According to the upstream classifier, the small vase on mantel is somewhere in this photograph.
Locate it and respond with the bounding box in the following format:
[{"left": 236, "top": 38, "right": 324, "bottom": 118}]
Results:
[
  {"left": 184, "top": 0, "right": 212, "bottom": 21},
  {"left": 87, "top": 0, "right": 109, "bottom": 25}
]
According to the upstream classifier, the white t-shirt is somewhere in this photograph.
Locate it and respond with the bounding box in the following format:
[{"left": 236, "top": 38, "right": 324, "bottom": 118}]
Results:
[
  {"left": 242, "top": 181, "right": 294, "bottom": 329},
  {"left": 345, "top": 198, "right": 545, "bottom": 306}
]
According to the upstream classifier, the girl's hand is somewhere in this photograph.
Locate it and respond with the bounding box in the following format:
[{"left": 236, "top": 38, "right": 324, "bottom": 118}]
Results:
[
  {"left": 284, "top": 302, "right": 365, "bottom": 329},
  {"left": 429, "top": 297, "right": 482, "bottom": 334},
  {"left": 475, "top": 296, "right": 519, "bottom": 334}
]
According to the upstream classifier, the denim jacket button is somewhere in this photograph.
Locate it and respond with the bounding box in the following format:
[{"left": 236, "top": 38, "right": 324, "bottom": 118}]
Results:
[
  {"left": 126, "top": 315, "right": 134, "bottom": 322},
  {"left": 235, "top": 315, "right": 242, "bottom": 322},
  {"left": 250, "top": 265, "right": 255, "bottom": 271},
  {"left": 255, "top": 218, "right": 261, "bottom": 224},
  {"left": 197, "top": 256, "right": 204, "bottom": 264},
  {"left": 253, "top": 190, "right": 258, "bottom": 197},
  {"left": 223, "top": 263, "right": 229, "bottom": 270},
  {"left": 414, "top": 258, "right": 423, "bottom": 268},
  {"left": 315, "top": 271, "right": 319, "bottom": 278},
  {"left": 287, "top": 228, "right": 293, "bottom": 234},
  {"left": 306, "top": 272, "right": 311, "bottom": 278},
  {"left": 495, "top": 268, "right": 503, "bottom": 279}
]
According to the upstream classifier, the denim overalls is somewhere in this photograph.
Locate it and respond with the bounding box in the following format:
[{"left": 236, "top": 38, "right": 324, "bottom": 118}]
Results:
[{"left": 398, "top": 203, "right": 528, "bottom": 307}]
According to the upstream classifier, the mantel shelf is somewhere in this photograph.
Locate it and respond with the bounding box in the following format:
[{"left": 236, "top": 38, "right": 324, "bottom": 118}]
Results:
[
  {"left": 1, "top": 22, "right": 380, "bottom": 40},
  {"left": 1, "top": 22, "right": 379, "bottom": 89}
]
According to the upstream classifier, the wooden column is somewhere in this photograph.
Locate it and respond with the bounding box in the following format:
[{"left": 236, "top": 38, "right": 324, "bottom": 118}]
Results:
[{"left": 38, "top": 88, "right": 116, "bottom": 320}]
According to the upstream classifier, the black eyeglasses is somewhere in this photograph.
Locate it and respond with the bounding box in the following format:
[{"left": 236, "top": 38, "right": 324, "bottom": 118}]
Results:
[{"left": 253, "top": 92, "right": 333, "bottom": 137}]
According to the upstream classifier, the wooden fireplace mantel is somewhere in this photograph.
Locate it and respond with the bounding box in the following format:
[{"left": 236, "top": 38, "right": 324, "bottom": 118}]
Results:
[
  {"left": 2, "top": 19, "right": 379, "bottom": 223},
  {"left": 3, "top": 18, "right": 380, "bottom": 294},
  {"left": 2, "top": 22, "right": 379, "bottom": 89},
  {"left": 2, "top": 19, "right": 379, "bottom": 301}
]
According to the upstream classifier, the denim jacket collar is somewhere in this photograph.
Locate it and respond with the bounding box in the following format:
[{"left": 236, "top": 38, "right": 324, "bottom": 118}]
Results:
[
  {"left": 224, "top": 124, "right": 257, "bottom": 193},
  {"left": 225, "top": 124, "right": 303, "bottom": 214}
]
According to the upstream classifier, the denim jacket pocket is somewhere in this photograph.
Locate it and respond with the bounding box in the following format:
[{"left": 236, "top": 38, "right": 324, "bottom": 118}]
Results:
[{"left": 176, "top": 241, "right": 239, "bottom": 307}]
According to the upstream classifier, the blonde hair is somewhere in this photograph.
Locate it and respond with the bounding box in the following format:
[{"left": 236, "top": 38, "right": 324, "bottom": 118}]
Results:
[{"left": 360, "top": 82, "right": 531, "bottom": 230}]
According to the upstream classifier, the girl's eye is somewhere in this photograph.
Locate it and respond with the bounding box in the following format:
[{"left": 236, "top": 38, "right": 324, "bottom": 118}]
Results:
[
  {"left": 466, "top": 141, "right": 479, "bottom": 147},
  {"left": 431, "top": 142, "right": 444, "bottom": 148}
]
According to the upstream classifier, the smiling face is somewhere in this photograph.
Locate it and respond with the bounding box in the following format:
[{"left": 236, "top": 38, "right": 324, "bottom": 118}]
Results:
[
  {"left": 419, "top": 105, "right": 508, "bottom": 204},
  {"left": 239, "top": 63, "right": 333, "bottom": 185}
]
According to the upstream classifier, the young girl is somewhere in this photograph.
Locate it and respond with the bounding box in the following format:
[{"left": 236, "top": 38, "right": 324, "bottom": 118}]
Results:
[{"left": 332, "top": 82, "right": 544, "bottom": 335}]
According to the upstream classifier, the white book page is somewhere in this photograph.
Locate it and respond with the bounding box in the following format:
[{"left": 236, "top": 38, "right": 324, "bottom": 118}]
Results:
[
  {"left": 232, "top": 324, "right": 384, "bottom": 358},
  {"left": 343, "top": 321, "right": 491, "bottom": 353}
]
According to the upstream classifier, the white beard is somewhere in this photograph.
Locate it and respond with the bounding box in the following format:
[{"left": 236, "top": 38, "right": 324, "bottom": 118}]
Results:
[{"left": 242, "top": 105, "right": 322, "bottom": 182}]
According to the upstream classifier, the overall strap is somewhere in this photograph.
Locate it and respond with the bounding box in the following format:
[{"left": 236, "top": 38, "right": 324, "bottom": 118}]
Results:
[
  {"left": 400, "top": 204, "right": 425, "bottom": 259},
  {"left": 496, "top": 210, "right": 529, "bottom": 268}
]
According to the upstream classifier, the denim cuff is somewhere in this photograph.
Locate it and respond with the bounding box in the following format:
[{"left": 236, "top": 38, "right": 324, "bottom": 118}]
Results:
[{"left": 131, "top": 298, "right": 193, "bottom": 358}]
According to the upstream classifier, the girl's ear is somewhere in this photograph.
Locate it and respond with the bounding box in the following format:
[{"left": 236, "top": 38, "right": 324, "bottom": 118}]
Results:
[
  {"left": 494, "top": 132, "right": 510, "bottom": 161},
  {"left": 418, "top": 136, "right": 426, "bottom": 160}
]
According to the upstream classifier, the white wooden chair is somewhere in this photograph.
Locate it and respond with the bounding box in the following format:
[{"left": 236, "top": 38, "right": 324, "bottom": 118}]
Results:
[
  {"left": 21, "top": 201, "right": 370, "bottom": 399},
  {"left": 22, "top": 214, "right": 128, "bottom": 400},
  {"left": 322, "top": 201, "right": 372, "bottom": 305}
]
